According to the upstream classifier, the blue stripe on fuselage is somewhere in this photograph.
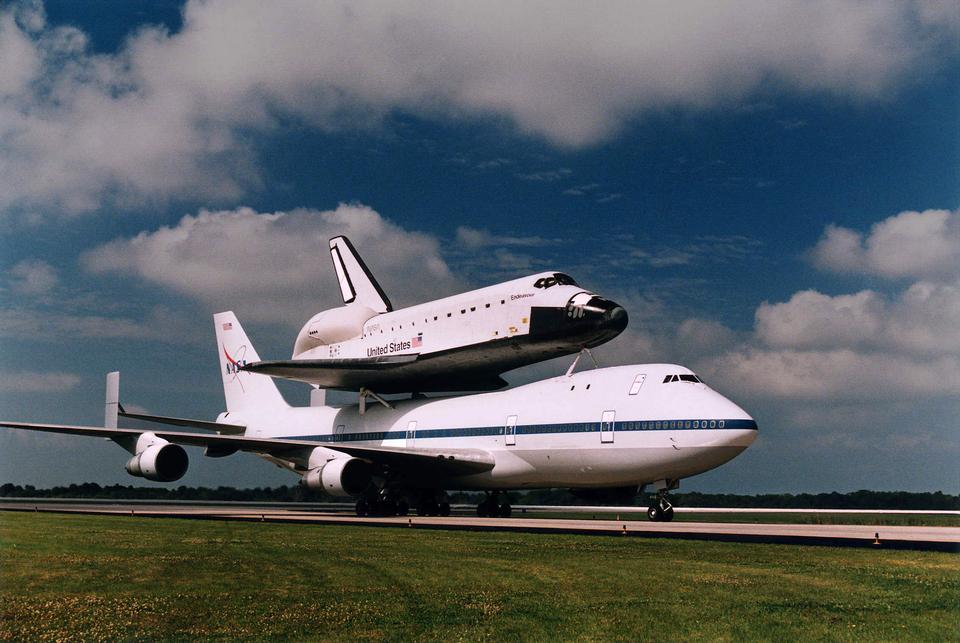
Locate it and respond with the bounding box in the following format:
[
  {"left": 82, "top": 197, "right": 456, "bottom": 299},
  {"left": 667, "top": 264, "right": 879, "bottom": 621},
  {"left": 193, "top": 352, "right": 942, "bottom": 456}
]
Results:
[{"left": 280, "top": 418, "right": 758, "bottom": 444}]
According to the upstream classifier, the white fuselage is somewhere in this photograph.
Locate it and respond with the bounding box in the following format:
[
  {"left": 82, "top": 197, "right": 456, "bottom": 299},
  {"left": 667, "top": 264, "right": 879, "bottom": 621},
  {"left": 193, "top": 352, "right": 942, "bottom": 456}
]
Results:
[{"left": 228, "top": 363, "right": 757, "bottom": 490}]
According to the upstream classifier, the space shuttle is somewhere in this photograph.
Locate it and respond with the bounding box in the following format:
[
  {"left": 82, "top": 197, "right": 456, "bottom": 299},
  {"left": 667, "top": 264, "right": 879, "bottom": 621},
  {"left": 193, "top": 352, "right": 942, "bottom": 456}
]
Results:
[{"left": 241, "top": 236, "right": 628, "bottom": 393}]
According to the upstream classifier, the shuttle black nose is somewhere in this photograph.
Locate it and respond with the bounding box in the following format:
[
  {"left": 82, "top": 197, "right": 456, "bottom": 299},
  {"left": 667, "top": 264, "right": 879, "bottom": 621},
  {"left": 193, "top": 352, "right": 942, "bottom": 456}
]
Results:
[{"left": 604, "top": 305, "right": 628, "bottom": 333}]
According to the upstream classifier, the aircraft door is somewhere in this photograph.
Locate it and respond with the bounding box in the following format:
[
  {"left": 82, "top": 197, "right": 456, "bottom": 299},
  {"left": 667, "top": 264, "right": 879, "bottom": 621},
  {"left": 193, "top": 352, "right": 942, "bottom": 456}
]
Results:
[
  {"left": 505, "top": 415, "right": 517, "bottom": 446},
  {"left": 600, "top": 410, "right": 615, "bottom": 443},
  {"left": 406, "top": 421, "right": 417, "bottom": 448}
]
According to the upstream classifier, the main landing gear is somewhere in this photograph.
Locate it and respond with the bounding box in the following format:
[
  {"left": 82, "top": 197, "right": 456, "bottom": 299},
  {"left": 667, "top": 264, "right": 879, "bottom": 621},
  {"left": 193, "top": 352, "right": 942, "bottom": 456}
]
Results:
[
  {"left": 354, "top": 490, "right": 450, "bottom": 517},
  {"left": 477, "top": 492, "right": 512, "bottom": 518},
  {"left": 646, "top": 488, "right": 675, "bottom": 522},
  {"left": 415, "top": 490, "right": 451, "bottom": 517}
]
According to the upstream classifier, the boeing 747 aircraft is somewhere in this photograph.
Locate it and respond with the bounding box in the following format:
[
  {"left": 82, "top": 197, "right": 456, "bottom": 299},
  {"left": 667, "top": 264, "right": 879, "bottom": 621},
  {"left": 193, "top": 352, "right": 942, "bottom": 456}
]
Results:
[
  {"left": 0, "top": 312, "right": 756, "bottom": 521},
  {"left": 241, "top": 236, "right": 628, "bottom": 393}
]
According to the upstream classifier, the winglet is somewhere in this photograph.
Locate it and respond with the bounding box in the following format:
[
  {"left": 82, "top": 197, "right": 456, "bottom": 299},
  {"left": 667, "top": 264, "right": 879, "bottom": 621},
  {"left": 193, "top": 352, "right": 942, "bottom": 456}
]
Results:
[
  {"left": 329, "top": 236, "right": 392, "bottom": 313},
  {"left": 105, "top": 371, "right": 119, "bottom": 429}
]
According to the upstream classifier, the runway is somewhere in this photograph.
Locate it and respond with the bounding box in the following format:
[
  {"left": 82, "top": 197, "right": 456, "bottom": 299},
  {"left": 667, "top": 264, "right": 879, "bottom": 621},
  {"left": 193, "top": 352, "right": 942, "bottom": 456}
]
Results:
[{"left": 3, "top": 500, "right": 957, "bottom": 552}]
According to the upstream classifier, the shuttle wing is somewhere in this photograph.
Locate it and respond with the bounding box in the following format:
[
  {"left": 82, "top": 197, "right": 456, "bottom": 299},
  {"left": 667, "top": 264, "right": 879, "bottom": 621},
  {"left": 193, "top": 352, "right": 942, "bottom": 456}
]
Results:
[
  {"left": 0, "top": 421, "right": 495, "bottom": 475},
  {"left": 242, "top": 354, "right": 509, "bottom": 393}
]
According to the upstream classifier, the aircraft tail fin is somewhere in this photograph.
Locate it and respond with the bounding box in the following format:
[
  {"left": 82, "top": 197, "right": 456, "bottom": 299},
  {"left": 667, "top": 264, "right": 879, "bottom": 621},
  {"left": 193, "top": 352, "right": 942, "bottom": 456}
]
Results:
[
  {"left": 329, "top": 236, "right": 392, "bottom": 313},
  {"left": 214, "top": 311, "right": 288, "bottom": 414}
]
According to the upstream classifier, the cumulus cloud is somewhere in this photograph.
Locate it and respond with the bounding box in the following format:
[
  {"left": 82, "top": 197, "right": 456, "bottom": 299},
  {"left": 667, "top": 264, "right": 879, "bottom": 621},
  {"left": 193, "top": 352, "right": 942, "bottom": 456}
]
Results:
[
  {"left": 697, "top": 348, "right": 960, "bottom": 400},
  {"left": 811, "top": 209, "right": 960, "bottom": 280},
  {"left": 0, "top": 1, "right": 957, "bottom": 213},
  {"left": 694, "top": 208, "right": 960, "bottom": 401},
  {"left": 80, "top": 203, "right": 463, "bottom": 325}
]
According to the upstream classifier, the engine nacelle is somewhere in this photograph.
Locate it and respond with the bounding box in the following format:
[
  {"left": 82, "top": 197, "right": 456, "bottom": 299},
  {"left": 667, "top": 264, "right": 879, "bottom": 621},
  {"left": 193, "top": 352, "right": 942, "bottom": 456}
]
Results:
[
  {"left": 301, "top": 457, "right": 373, "bottom": 498},
  {"left": 125, "top": 441, "right": 189, "bottom": 482},
  {"left": 293, "top": 305, "right": 377, "bottom": 356}
]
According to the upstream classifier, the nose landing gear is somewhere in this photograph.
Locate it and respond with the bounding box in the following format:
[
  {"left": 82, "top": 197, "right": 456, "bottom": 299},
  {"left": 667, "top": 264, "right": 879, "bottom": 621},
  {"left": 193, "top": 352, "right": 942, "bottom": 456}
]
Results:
[{"left": 647, "top": 486, "right": 676, "bottom": 522}]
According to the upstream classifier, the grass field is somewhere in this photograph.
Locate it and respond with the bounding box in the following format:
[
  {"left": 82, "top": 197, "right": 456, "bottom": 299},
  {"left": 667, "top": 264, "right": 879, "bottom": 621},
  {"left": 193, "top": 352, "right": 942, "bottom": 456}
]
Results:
[{"left": 1, "top": 512, "right": 957, "bottom": 641}]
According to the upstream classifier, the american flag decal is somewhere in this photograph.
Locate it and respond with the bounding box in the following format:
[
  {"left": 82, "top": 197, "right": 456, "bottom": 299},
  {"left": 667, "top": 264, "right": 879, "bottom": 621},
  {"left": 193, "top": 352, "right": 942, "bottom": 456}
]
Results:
[
  {"left": 411, "top": 333, "right": 422, "bottom": 348},
  {"left": 222, "top": 322, "right": 233, "bottom": 331}
]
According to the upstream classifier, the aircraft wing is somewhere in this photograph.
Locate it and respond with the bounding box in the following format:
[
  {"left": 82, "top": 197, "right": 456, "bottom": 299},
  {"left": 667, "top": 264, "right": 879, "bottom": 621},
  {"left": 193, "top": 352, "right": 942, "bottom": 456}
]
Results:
[
  {"left": 0, "top": 421, "right": 495, "bottom": 476},
  {"left": 118, "top": 406, "right": 246, "bottom": 434}
]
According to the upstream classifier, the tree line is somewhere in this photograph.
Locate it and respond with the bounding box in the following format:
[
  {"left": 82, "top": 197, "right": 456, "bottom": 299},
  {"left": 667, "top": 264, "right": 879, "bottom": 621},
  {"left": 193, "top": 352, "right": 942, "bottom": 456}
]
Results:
[{"left": 1, "top": 483, "right": 957, "bottom": 509}]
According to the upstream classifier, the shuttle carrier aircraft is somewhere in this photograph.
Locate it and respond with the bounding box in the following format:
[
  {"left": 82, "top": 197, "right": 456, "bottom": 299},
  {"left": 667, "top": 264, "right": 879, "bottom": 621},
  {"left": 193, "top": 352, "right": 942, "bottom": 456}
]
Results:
[
  {"left": 241, "top": 236, "right": 628, "bottom": 393},
  {"left": 0, "top": 313, "right": 757, "bottom": 521}
]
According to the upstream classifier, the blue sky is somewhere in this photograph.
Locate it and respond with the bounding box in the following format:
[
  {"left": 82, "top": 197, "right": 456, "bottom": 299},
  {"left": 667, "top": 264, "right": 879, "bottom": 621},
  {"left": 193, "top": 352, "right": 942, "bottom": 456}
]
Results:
[{"left": 1, "top": 0, "right": 958, "bottom": 493}]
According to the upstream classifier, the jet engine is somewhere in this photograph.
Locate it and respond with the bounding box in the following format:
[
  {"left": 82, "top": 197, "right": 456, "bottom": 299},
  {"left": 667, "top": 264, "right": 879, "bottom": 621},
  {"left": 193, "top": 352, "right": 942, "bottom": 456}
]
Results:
[
  {"left": 125, "top": 440, "right": 189, "bottom": 482},
  {"left": 293, "top": 305, "right": 378, "bottom": 356},
  {"left": 300, "top": 457, "right": 373, "bottom": 497}
]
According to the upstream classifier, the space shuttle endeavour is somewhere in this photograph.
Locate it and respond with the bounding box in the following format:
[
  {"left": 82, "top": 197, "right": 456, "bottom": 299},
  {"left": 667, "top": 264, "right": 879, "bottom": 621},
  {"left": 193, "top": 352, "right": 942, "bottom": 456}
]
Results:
[{"left": 242, "top": 236, "right": 628, "bottom": 393}]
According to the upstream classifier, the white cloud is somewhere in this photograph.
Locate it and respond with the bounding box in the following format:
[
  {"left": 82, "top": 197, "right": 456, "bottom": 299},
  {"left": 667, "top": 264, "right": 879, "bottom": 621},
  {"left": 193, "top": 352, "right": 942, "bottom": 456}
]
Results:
[
  {"left": 694, "top": 208, "right": 960, "bottom": 402},
  {"left": 697, "top": 348, "right": 960, "bottom": 400},
  {"left": 756, "top": 289, "right": 886, "bottom": 350},
  {"left": 0, "top": 370, "right": 80, "bottom": 393},
  {"left": 80, "top": 203, "right": 463, "bottom": 325},
  {"left": 675, "top": 318, "right": 738, "bottom": 357},
  {"left": 455, "top": 226, "right": 560, "bottom": 249},
  {"left": 8, "top": 259, "right": 57, "bottom": 294},
  {"left": 0, "top": 1, "right": 957, "bottom": 213},
  {"left": 811, "top": 209, "right": 960, "bottom": 280}
]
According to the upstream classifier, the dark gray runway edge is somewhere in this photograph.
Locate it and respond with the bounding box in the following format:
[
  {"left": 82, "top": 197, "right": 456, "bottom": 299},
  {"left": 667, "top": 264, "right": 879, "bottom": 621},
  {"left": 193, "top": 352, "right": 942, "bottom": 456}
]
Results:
[{"left": 3, "top": 501, "right": 958, "bottom": 552}]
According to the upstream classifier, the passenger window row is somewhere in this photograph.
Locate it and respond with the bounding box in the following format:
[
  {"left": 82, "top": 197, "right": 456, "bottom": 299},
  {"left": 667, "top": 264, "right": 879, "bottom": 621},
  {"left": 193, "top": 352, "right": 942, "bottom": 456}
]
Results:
[{"left": 622, "top": 419, "right": 723, "bottom": 430}]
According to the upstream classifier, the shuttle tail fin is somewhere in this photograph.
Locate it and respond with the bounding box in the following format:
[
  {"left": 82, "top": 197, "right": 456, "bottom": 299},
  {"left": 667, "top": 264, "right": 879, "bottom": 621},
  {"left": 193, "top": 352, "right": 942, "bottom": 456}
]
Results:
[
  {"left": 328, "top": 236, "right": 392, "bottom": 313},
  {"left": 214, "top": 311, "right": 288, "bottom": 414}
]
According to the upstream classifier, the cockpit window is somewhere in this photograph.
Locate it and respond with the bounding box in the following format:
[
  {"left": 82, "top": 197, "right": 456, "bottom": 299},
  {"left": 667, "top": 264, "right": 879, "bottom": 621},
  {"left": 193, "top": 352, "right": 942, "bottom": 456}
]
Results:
[
  {"left": 534, "top": 273, "right": 580, "bottom": 289},
  {"left": 663, "top": 374, "right": 702, "bottom": 384}
]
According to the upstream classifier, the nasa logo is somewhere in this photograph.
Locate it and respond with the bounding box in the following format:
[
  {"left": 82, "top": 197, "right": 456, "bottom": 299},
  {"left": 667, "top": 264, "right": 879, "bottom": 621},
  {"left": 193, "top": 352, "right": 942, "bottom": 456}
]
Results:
[{"left": 223, "top": 346, "right": 248, "bottom": 375}]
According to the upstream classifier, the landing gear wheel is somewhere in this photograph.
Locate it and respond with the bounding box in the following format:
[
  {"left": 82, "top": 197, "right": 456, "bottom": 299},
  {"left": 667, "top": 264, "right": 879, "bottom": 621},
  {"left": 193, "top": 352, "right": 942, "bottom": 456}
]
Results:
[
  {"left": 355, "top": 499, "right": 370, "bottom": 517},
  {"left": 647, "top": 505, "right": 663, "bottom": 522},
  {"left": 438, "top": 502, "right": 451, "bottom": 517},
  {"left": 662, "top": 506, "right": 674, "bottom": 522},
  {"left": 477, "top": 498, "right": 494, "bottom": 517},
  {"left": 498, "top": 503, "right": 512, "bottom": 518}
]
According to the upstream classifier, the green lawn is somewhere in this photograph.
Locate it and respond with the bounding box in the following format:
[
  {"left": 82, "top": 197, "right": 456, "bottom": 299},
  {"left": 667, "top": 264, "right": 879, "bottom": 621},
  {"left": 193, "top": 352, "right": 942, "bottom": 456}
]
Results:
[{"left": 1, "top": 512, "right": 957, "bottom": 641}]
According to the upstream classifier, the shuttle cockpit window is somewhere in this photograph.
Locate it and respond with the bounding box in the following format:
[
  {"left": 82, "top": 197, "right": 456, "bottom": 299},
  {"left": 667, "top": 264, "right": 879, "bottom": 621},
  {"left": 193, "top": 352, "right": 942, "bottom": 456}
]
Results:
[{"left": 534, "top": 273, "right": 580, "bottom": 289}]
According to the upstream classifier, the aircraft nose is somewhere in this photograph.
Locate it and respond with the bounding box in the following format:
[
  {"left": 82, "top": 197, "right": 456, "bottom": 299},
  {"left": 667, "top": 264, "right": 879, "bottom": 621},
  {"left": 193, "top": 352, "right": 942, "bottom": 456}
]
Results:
[{"left": 604, "top": 305, "right": 628, "bottom": 333}]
